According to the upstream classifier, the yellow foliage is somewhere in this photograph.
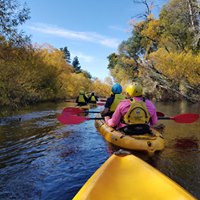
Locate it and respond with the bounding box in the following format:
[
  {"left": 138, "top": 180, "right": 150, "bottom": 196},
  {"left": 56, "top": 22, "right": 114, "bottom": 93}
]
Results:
[
  {"left": 147, "top": 13, "right": 154, "bottom": 20},
  {"left": 141, "top": 19, "right": 161, "bottom": 41},
  {"left": 91, "top": 79, "right": 111, "bottom": 97},
  {"left": 110, "top": 65, "right": 135, "bottom": 86},
  {"left": 149, "top": 48, "right": 200, "bottom": 86},
  {"left": 0, "top": 39, "right": 132, "bottom": 107}
]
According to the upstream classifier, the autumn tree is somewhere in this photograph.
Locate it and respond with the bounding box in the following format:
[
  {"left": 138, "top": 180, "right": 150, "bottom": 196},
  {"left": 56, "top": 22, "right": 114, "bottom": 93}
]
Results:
[
  {"left": 149, "top": 48, "right": 200, "bottom": 86},
  {"left": 91, "top": 79, "right": 112, "bottom": 98},
  {"left": 106, "top": 0, "right": 199, "bottom": 94},
  {"left": 0, "top": 0, "right": 120, "bottom": 108},
  {"left": 82, "top": 70, "right": 92, "bottom": 79},
  {"left": 116, "top": 0, "right": 161, "bottom": 61}
]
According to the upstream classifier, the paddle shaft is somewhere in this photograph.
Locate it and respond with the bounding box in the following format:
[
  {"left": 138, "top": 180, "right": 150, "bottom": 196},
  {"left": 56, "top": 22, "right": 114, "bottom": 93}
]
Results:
[
  {"left": 62, "top": 107, "right": 165, "bottom": 117},
  {"left": 86, "top": 114, "right": 199, "bottom": 123},
  {"left": 88, "top": 117, "right": 171, "bottom": 121},
  {"left": 85, "top": 111, "right": 100, "bottom": 113},
  {"left": 86, "top": 117, "right": 103, "bottom": 120},
  {"left": 158, "top": 117, "right": 171, "bottom": 120},
  {"left": 58, "top": 108, "right": 199, "bottom": 125},
  {"left": 87, "top": 111, "right": 164, "bottom": 116}
]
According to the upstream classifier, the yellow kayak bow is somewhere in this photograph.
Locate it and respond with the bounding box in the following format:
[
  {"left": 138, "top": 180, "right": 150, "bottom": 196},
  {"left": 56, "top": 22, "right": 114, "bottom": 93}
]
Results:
[{"left": 73, "top": 150, "right": 196, "bottom": 200}]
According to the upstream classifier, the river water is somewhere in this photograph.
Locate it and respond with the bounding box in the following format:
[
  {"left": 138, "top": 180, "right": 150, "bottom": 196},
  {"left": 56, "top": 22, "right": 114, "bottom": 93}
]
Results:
[{"left": 0, "top": 101, "right": 199, "bottom": 200}]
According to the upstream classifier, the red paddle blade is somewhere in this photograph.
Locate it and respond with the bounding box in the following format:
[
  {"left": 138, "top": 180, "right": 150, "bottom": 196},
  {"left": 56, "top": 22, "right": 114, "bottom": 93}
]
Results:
[
  {"left": 156, "top": 112, "right": 165, "bottom": 117},
  {"left": 100, "top": 99, "right": 107, "bottom": 102},
  {"left": 57, "top": 115, "right": 87, "bottom": 124},
  {"left": 173, "top": 113, "right": 199, "bottom": 123},
  {"left": 62, "top": 107, "right": 82, "bottom": 115},
  {"left": 97, "top": 102, "right": 105, "bottom": 106}
]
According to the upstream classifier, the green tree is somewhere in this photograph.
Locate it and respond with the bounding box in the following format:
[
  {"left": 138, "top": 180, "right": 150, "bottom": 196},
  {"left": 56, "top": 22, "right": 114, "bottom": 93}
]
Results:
[
  {"left": 72, "top": 56, "right": 81, "bottom": 73},
  {"left": 107, "top": 53, "right": 138, "bottom": 83},
  {"left": 118, "top": 29, "right": 147, "bottom": 63},
  {"left": 107, "top": 53, "right": 119, "bottom": 69},
  {"left": 60, "top": 46, "right": 71, "bottom": 63},
  {"left": 159, "top": 0, "right": 200, "bottom": 52}
]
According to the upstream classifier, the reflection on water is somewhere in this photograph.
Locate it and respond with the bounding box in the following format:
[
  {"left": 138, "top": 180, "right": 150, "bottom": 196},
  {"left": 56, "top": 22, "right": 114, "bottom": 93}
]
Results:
[
  {"left": 0, "top": 101, "right": 199, "bottom": 200},
  {"left": 174, "top": 137, "right": 198, "bottom": 149}
]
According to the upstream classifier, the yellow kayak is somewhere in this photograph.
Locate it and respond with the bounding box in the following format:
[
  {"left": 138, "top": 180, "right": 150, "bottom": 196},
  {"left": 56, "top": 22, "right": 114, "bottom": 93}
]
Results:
[
  {"left": 65, "top": 102, "right": 90, "bottom": 110},
  {"left": 95, "top": 113, "right": 164, "bottom": 153},
  {"left": 73, "top": 151, "right": 196, "bottom": 200},
  {"left": 75, "top": 104, "right": 90, "bottom": 110},
  {"left": 88, "top": 103, "right": 97, "bottom": 108}
]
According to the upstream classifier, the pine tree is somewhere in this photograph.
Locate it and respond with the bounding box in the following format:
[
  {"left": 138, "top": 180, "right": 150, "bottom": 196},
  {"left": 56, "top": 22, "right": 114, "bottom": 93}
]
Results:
[
  {"left": 60, "top": 46, "right": 71, "bottom": 63},
  {"left": 72, "top": 56, "right": 81, "bottom": 73}
]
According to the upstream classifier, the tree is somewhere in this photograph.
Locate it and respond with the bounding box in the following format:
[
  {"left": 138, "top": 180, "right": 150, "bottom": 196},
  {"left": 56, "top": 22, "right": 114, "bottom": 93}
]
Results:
[
  {"left": 185, "top": 0, "right": 200, "bottom": 51},
  {"left": 186, "top": 0, "right": 200, "bottom": 37},
  {"left": 132, "top": 0, "right": 154, "bottom": 20},
  {"left": 82, "top": 70, "right": 92, "bottom": 79},
  {"left": 107, "top": 53, "right": 119, "bottom": 69},
  {"left": 107, "top": 52, "right": 138, "bottom": 83},
  {"left": 0, "top": 0, "right": 31, "bottom": 46},
  {"left": 159, "top": 0, "right": 200, "bottom": 52},
  {"left": 104, "top": 76, "right": 113, "bottom": 85},
  {"left": 149, "top": 48, "right": 200, "bottom": 86},
  {"left": 60, "top": 46, "right": 71, "bottom": 63},
  {"left": 72, "top": 56, "right": 81, "bottom": 73},
  {"left": 117, "top": 0, "right": 160, "bottom": 61}
]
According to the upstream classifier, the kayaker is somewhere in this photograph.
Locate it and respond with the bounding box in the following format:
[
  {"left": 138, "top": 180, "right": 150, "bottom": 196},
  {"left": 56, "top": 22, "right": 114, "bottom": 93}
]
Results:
[
  {"left": 104, "top": 82, "right": 158, "bottom": 135},
  {"left": 101, "top": 83, "right": 125, "bottom": 117},
  {"left": 88, "top": 92, "right": 99, "bottom": 104},
  {"left": 76, "top": 90, "right": 88, "bottom": 106}
]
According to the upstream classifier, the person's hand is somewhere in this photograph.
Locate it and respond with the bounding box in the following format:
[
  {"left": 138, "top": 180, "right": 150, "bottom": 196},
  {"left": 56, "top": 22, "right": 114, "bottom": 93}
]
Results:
[{"left": 104, "top": 116, "right": 110, "bottom": 121}]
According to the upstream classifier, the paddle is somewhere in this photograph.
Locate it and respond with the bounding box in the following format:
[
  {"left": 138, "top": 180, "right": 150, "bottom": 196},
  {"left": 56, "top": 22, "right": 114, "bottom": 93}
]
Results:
[
  {"left": 158, "top": 113, "right": 199, "bottom": 123},
  {"left": 99, "top": 99, "right": 107, "bottom": 102},
  {"left": 62, "top": 107, "right": 165, "bottom": 117},
  {"left": 97, "top": 102, "right": 105, "bottom": 106},
  {"left": 57, "top": 115, "right": 102, "bottom": 125},
  {"left": 62, "top": 107, "right": 100, "bottom": 115},
  {"left": 57, "top": 113, "right": 199, "bottom": 125},
  {"left": 157, "top": 112, "right": 165, "bottom": 117}
]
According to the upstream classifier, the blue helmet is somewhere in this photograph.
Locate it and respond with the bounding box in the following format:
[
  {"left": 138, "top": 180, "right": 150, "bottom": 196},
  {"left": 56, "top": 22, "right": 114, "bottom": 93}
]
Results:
[{"left": 112, "top": 83, "right": 122, "bottom": 94}]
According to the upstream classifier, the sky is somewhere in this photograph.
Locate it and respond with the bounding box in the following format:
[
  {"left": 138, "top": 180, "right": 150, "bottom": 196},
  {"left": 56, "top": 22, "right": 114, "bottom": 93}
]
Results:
[{"left": 18, "top": 0, "right": 167, "bottom": 80}]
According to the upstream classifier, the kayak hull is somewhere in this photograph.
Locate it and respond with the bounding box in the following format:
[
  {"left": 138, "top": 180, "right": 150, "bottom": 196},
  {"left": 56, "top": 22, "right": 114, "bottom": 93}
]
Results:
[
  {"left": 95, "top": 113, "right": 164, "bottom": 153},
  {"left": 88, "top": 103, "right": 97, "bottom": 108},
  {"left": 66, "top": 102, "right": 90, "bottom": 110},
  {"left": 75, "top": 105, "right": 90, "bottom": 110},
  {"left": 73, "top": 152, "right": 196, "bottom": 200}
]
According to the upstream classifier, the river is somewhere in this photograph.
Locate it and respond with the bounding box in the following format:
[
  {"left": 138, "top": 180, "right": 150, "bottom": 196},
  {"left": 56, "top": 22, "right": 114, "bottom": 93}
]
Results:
[{"left": 0, "top": 101, "right": 199, "bottom": 200}]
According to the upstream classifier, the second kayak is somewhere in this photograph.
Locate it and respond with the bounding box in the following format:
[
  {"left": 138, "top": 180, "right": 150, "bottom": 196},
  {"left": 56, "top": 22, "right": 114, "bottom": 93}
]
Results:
[
  {"left": 75, "top": 104, "right": 90, "bottom": 110},
  {"left": 95, "top": 113, "right": 164, "bottom": 153}
]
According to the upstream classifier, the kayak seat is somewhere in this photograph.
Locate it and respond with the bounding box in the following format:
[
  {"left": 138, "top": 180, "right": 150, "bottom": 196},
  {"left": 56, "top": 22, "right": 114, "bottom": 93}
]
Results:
[{"left": 119, "top": 124, "right": 153, "bottom": 135}]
